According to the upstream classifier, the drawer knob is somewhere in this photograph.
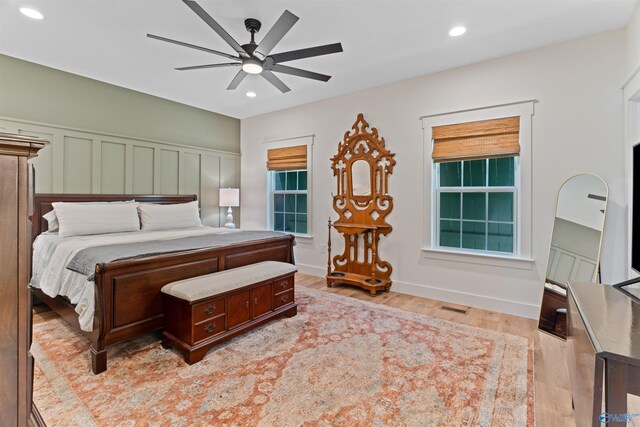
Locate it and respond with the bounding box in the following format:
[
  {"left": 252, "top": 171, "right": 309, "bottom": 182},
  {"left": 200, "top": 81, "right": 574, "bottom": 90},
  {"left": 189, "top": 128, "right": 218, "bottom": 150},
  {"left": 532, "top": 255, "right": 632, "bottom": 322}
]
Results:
[
  {"left": 204, "top": 322, "right": 216, "bottom": 333},
  {"left": 204, "top": 304, "right": 216, "bottom": 314},
  {"left": 279, "top": 281, "right": 288, "bottom": 289},
  {"left": 281, "top": 294, "right": 289, "bottom": 302}
]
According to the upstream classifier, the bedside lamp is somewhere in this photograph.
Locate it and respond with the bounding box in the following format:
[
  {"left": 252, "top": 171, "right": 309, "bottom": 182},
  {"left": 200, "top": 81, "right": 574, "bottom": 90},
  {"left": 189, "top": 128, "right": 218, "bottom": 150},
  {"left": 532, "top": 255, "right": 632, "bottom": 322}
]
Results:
[{"left": 219, "top": 188, "right": 240, "bottom": 229}]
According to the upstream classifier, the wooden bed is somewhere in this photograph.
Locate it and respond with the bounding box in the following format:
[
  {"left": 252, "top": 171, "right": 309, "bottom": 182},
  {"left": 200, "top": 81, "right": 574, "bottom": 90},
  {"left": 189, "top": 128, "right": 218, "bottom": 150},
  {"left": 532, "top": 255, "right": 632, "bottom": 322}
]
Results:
[{"left": 30, "top": 193, "right": 295, "bottom": 374}]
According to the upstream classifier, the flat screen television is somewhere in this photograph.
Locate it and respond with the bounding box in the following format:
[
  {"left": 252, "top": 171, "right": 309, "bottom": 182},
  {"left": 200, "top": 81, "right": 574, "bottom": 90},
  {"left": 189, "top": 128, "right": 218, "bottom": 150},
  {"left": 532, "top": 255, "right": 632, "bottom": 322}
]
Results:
[
  {"left": 616, "top": 142, "right": 640, "bottom": 301},
  {"left": 633, "top": 143, "right": 640, "bottom": 273}
]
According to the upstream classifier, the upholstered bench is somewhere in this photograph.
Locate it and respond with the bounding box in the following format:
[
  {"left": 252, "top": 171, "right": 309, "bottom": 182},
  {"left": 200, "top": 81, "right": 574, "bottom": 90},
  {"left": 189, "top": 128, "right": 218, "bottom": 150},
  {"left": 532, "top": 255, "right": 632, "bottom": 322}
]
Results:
[{"left": 161, "top": 261, "right": 297, "bottom": 364}]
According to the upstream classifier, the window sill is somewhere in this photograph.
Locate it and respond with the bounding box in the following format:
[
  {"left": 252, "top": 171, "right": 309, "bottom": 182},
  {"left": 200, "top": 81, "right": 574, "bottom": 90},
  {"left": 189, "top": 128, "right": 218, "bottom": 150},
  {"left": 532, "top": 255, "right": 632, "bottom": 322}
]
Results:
[
  {"left": 292, "top": 234, "right": 313, "bottom": 242},
  {"left": 421, "top": 247, "right": 534, "bottom": 270}
]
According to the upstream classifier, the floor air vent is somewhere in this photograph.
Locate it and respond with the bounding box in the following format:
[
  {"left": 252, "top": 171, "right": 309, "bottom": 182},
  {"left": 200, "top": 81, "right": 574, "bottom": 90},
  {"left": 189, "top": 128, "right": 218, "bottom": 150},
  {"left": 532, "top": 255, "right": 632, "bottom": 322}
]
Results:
[{"left": 440, "top": 305, "right": 468, "bottom": 315}]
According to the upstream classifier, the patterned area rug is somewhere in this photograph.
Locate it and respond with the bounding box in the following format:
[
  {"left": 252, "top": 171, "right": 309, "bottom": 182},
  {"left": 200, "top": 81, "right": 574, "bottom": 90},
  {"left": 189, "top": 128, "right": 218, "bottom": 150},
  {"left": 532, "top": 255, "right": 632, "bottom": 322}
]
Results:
[{"left": 33, "top": 286, "right": 534, "bottom": 426}]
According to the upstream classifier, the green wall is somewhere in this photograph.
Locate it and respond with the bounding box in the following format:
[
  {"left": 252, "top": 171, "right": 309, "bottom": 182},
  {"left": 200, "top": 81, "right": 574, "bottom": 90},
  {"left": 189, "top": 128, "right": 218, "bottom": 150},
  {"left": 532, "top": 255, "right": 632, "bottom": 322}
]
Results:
[{"left": 0, "top": 54, "right": 240, "bottom": 153}]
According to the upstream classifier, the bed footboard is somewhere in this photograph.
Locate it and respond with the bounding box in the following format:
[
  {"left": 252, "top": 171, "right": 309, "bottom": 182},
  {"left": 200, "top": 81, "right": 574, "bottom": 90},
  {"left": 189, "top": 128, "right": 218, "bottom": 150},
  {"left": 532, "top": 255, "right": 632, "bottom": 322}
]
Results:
[{"left": 91, "top": 235, "right": 294, "bottom": 374}]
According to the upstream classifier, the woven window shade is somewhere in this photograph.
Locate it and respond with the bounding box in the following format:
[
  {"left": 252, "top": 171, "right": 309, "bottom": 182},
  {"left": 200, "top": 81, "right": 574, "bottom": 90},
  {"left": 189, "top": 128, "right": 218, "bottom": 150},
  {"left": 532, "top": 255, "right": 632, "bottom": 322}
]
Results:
[
  {"left": 432, "top": 116, "right": 520, "bottom": 163},
  {"left": 266, "top": 145, "right": 307, "bottom": 171}
]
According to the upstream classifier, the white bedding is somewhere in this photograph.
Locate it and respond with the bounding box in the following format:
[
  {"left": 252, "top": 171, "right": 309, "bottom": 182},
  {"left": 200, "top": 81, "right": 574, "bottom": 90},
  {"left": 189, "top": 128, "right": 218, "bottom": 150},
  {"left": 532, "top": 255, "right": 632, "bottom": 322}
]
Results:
[{"left": 30, "top": 226, "right": 238, "bottom": 332}]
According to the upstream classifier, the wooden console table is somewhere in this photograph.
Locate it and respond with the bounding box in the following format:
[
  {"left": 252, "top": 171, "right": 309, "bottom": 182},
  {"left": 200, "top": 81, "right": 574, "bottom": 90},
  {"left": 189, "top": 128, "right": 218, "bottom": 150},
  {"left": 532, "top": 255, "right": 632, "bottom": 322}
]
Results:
[{"left": 567, "top": 281, "right": 640, "bottom": 426}]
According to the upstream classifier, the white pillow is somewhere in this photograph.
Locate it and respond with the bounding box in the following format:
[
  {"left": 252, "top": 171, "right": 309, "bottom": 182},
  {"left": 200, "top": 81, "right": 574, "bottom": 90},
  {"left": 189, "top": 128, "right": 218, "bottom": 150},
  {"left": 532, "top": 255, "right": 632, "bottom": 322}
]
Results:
[
  {"left": 138, "top": 201, "right": 202, "bottom": 231},
  {"left": 53, "top": 201, "right": 141, "bottom": 237},
  {"left": 43, "top": 210, "right": 59, "bottom": 232},
  {"left": 43, "top": 200, "right": 135, "bottom": 233}
]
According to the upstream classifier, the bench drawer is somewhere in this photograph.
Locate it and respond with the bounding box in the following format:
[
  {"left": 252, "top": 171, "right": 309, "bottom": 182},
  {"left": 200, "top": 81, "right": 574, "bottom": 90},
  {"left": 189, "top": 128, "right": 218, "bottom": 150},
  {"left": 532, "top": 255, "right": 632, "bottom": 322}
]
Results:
[
  {"left": 193, "top": 316, "right": 225, "bottom": 344},
  {"left": 192, "top": 297, "right": 225, "bottom": 324},
  {"left": 274, "top": 289, "right": 294, "bottom": 309},
  {"left": 273, "top": 275, "right": 294, "bottom": 293}
]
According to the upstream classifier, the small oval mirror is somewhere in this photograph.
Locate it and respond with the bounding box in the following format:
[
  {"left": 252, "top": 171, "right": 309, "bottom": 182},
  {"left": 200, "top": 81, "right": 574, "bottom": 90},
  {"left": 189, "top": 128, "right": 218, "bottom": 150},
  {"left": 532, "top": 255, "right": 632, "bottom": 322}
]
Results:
[{"left": 351, "top": 160, "right": 371, "bottom": 197}]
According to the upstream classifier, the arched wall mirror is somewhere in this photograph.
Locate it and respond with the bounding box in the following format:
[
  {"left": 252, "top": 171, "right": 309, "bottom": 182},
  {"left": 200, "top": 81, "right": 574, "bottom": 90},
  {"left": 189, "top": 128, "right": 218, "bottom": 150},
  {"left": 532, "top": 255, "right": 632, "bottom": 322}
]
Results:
[{"left": 538, "top": 174, "right": 608, "bottom": 339}]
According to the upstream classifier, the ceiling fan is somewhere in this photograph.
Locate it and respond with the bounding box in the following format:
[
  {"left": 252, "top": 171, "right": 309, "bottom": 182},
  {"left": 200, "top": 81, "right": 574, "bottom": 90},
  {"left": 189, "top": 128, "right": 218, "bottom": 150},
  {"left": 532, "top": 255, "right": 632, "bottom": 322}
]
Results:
[{"left": 147, "top": 0, "right": 343, "bottom": 93}]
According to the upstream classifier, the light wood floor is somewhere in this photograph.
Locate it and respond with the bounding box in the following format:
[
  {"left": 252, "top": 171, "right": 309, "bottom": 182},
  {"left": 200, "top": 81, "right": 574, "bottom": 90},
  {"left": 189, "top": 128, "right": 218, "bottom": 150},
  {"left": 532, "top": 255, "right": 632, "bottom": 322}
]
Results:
[{"left": 296, "top": 273, "right": 576, "bottom": 427}]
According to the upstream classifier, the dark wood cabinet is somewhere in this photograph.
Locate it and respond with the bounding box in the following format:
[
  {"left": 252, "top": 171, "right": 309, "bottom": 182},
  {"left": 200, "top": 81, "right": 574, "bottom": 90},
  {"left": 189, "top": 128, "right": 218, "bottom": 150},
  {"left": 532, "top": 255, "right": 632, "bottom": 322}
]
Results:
[
  {"left": 0, "top": 134, "right": 47, "bottom": 426},
  {"left": 163, "top": 271, "right": 297, "bottom": 364},
  {"left": 567, "top": 281, "right": 640, "bottom": 426},
  {"left": 251, "top": 282, "right": 272, "bottom": 318},
  {"left": 227, "top": 289, "right": 251, "bottom": 329}
]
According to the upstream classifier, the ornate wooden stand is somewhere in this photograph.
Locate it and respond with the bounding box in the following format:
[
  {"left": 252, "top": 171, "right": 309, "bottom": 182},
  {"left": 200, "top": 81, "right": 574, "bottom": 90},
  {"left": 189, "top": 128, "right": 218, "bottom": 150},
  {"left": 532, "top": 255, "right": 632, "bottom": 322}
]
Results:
[{"left": 326, "top": 114, "right": 395, "bottom": 296}]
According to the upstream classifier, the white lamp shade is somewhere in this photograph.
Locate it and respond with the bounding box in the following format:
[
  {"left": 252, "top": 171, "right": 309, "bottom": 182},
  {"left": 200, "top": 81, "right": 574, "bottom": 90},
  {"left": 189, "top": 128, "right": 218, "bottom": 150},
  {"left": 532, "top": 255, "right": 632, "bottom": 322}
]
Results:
[{"left": 219, "top": 188, "right": 240, "bottom": 207}]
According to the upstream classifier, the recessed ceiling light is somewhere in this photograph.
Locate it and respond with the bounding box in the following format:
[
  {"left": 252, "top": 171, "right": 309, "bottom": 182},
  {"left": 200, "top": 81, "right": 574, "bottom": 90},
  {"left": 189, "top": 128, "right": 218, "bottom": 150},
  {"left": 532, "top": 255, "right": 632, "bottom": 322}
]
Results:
[
  {"left": 449, "top": 26, "right": 466, "bottom": 37},
  {"left": 19, "top": 7, "right": 43, "bottom": 20},
  {"left": 246, "top": 91, "right": 257, "bottom": 98}
]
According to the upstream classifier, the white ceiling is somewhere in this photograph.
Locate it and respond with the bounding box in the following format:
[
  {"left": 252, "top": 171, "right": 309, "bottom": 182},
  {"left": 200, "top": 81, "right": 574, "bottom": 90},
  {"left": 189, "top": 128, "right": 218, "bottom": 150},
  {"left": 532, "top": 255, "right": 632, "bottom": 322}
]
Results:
[{"left": 0, "top": 0, "right": 637, "bottom": 119}]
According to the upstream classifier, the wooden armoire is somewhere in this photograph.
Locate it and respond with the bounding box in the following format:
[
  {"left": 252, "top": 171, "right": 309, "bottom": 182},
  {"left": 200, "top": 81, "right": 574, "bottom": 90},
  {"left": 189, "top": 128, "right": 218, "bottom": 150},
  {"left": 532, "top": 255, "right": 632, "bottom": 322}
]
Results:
[{"left": 0, "top": 133, "right": 47, "bottom": 426}]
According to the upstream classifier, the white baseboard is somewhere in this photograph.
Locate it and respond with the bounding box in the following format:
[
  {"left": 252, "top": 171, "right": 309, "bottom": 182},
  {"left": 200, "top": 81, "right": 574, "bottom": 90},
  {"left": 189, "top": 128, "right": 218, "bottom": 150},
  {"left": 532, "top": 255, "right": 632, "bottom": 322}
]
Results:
[
  {"left": 294, "top": 262, "right": 539, "bottom": 319},
  {"left": 295, "top": 263, "right": 327, "bottom": 277},
  {"left": 391, "top": 280, "right": 539, "bottom": 319}
]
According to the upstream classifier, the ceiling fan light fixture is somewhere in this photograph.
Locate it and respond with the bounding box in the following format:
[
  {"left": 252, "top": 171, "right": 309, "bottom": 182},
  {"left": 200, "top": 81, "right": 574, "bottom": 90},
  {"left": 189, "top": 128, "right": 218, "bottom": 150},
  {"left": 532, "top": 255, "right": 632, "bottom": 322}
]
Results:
[
  {"left": 449, "top": 26, "right": 466, "bottom": 37},
  {"left": 242, "top": 58, "right": 263, "bottom": 74},
  {"left": 19, "top": 7, "right": 43, "bottom": 20},
  {"left": 149, "top": 1, "right": 343, "bottom": 94},
  {"left": 246, "top": 91, "right": 257, "bottom": 98}
]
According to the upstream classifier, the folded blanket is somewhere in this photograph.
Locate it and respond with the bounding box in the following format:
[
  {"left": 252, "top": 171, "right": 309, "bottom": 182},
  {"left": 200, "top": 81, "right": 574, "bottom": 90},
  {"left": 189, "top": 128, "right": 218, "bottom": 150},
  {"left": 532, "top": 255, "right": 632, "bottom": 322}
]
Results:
[{"left": 66, "top": 230, "right": 294, "bottom": 280}]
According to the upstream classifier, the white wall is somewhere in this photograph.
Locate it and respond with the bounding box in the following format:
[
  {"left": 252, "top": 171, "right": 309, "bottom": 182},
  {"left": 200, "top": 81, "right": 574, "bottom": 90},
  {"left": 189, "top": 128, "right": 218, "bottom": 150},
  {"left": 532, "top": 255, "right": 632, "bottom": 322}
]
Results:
[
  {"left": 626, "top": 3, "right": 640, "bottom": 80},
  {"left": 241, "top": 29, "right": 626, "bottom": 318}
]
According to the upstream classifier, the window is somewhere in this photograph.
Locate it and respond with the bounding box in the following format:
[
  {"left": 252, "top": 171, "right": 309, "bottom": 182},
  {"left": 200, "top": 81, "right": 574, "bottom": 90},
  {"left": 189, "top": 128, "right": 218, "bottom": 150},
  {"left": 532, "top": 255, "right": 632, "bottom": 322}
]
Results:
[
  {"left": 432, "top": 115, "right": 520, "bottom": 255},
  {"left": 265, "top": 140, "right": 312, "bottom": 236},
  {"left": 421, "top": 103, "right": 535, "bottom": 265},
  {"left": 436, "top": 157, "right": 518, "bottom": 253},
  {"left": 271, "top": 169, "right": 308, "bottom": 234}
]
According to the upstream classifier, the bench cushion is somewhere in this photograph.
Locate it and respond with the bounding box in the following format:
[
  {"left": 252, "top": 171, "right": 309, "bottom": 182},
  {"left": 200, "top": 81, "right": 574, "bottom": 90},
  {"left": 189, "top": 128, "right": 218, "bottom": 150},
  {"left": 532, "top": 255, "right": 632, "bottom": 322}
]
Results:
[{"left": 161, "top": 261, "right": 297, "bottom": 302}]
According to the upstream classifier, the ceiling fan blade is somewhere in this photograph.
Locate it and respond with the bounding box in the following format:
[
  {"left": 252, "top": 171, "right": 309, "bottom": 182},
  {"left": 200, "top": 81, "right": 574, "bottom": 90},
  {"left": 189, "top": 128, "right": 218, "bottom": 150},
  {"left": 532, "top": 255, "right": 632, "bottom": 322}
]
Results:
[
  {"left": 270, "top": 64, "right": 331, "bottom": 82},
  {"left": 175, "top": 63, "right": 241, "bottom": 71},
  {"left": 147, "top": 34, "right": 240, "bottom": 61},
  {"left": 181, "top": 0, "right": 249, "bottom": 58},
  {"left": 269, "top": 43, "right": 343, "bottom": 64},
  {"left": 254, "top": 10, "right": 299, "bottom": 60},
  {"left": 261, "top": 70, "right": 291, "bottom": 93},
  {"left": 227, "top": 69, "right": 248, "bottom": 90}
]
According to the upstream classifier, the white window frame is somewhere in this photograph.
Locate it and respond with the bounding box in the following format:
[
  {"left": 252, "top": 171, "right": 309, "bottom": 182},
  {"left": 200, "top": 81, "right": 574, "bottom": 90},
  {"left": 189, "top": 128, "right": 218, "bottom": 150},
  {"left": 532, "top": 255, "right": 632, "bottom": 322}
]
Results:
[
  {"left": 421, "top": 101, "right": 535, "bottom": 269},
  {"left": 264, "top": 135, "right": 314, "bottom": 238},
  {"left": 434, "top": 158, "right": 520, "bottom": 254}
]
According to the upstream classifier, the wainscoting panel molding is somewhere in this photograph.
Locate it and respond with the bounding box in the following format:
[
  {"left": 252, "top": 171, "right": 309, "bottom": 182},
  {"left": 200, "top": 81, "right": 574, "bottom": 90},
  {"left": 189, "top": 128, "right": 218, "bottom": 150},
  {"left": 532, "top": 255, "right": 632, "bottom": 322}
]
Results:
[{"left": 0, "top": 117, "right": 241, "bottom": 227}]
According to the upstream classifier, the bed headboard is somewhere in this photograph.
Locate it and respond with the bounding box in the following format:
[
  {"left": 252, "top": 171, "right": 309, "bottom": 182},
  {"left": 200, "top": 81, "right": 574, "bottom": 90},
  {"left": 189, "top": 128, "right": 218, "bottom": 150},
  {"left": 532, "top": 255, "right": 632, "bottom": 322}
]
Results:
[{"left": 32, "top": 193, "right": 198, "bottom": 240}]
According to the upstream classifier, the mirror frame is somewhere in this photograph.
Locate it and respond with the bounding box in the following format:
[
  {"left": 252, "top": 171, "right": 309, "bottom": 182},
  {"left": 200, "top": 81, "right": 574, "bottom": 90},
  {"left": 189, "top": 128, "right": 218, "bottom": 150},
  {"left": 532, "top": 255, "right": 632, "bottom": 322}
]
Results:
[{"left": 538, "top": 173, "right": 609, "bottom": 339}]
